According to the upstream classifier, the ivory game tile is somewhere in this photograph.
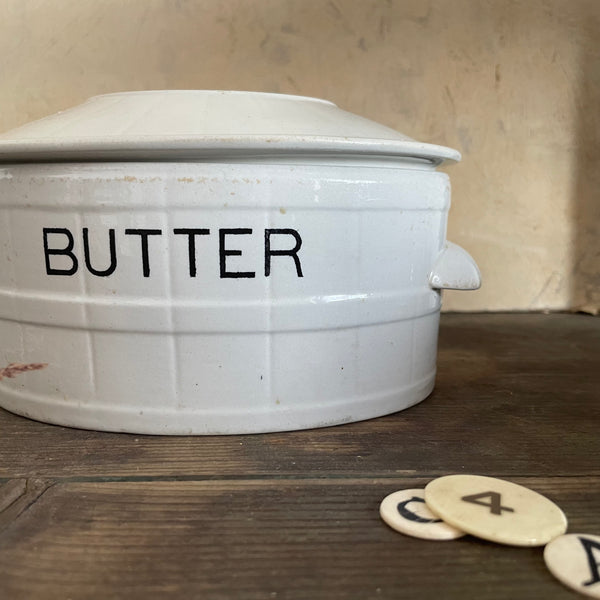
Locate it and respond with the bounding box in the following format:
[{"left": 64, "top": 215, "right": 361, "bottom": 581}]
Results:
[
  {"left": 380, "top": 489, "right": 465, "bottom": 540},
  {"left": 424, "top": 474, "right": 567, "bottom": 547},
  {"left": 544, "top": 534, "right": 600, "bottom": 598}
]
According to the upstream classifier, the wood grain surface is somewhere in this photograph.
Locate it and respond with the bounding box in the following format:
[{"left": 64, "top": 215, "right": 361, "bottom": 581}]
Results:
[{"left": 0, "top": 314, "right": 598, "bottom": 598}]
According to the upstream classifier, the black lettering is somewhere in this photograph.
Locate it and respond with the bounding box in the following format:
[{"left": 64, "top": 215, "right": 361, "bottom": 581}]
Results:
[
  {"left": 43, "top": 227, "right": 78, "bottom": 276},
  {"left": 219, "top": 228, "right": 255, "bottom": 279},
  {"left": 396, "top": 497, "right": 442, "bottom": 524},
  {"left": 461, "top": 491, "right": 515, "bottom": 516},
  {"left": 173, "top": 228, "right": 210, "bottom": 277},
  {"left": 580, "top": 537, "right": 600, "bottom": 587},
  {"left": 82, "top": 228, "right": 117, "bottom": 277},
  {"left": 264, "top": 228, "right": 303, "bottom": 277},
  {"left": 124, "top": 229, "right": 162, "bottom": 277}
]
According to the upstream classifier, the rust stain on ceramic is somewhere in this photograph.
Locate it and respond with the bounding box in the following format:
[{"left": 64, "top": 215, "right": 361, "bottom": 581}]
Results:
[{"left": 0, "top": 363, "right": 48, "bottom": 381}]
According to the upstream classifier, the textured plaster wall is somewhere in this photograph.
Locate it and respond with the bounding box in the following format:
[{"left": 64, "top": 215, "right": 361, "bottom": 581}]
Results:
[{"left": 0, "top": 0, "right": 598, "bottom": 312}]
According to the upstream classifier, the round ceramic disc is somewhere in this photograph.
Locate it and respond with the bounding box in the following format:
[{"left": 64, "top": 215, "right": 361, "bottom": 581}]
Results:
[
  {"left": 544, "top": 534, "right": 600, "bottom": 598},
  {"left": 379, "top": 489, "right": 465, "bottom": 540},
  {"left": 424, "top": 474, "right": 567, "bottom": 546}
]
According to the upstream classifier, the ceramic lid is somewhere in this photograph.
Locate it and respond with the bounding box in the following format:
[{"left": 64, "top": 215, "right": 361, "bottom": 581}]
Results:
[{"left": 0, "top": 91, "right": 460, "bottom": 165}]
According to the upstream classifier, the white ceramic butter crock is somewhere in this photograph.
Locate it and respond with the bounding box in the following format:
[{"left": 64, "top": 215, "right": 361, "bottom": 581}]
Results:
[{"left": 0, "top": 91, "right": 480, "bottom": 434}]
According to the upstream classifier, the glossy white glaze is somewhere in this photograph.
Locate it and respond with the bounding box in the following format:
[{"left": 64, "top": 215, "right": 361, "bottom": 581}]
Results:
[
  {"left": 0, "top": 90, "right": 460, "bottom": 164},
  {"left": 0, "top": 92, "right": 479, "bottom": 434}
]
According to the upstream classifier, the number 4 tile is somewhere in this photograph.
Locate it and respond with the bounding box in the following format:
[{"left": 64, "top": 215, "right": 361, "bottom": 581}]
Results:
[{"left": 424, "top": 474, "right": 567, "bottom": 547}]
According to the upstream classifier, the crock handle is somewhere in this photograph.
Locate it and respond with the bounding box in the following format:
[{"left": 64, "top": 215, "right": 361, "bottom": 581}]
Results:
[{"left": 429, "top": 241, "right": 481, "bottom": 290}]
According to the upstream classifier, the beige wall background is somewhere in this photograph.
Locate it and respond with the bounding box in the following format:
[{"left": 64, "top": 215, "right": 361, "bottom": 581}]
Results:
[{"left": 0, "top": 0, "right": 598, "bottom": 312}]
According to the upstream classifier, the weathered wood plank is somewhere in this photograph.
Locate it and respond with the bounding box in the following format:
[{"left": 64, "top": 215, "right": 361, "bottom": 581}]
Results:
[
  {"left": 0, "top": 477, "right": 597, "bottom": 600},
  {"left": 0, "top": 478, "right": 53, "bottom": 532},
  {"left": 0, "top": 479, "right": 26, "bottom": 513},
  {"left": 0, "top": 314, "right": 598, "bottom": 479}
]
